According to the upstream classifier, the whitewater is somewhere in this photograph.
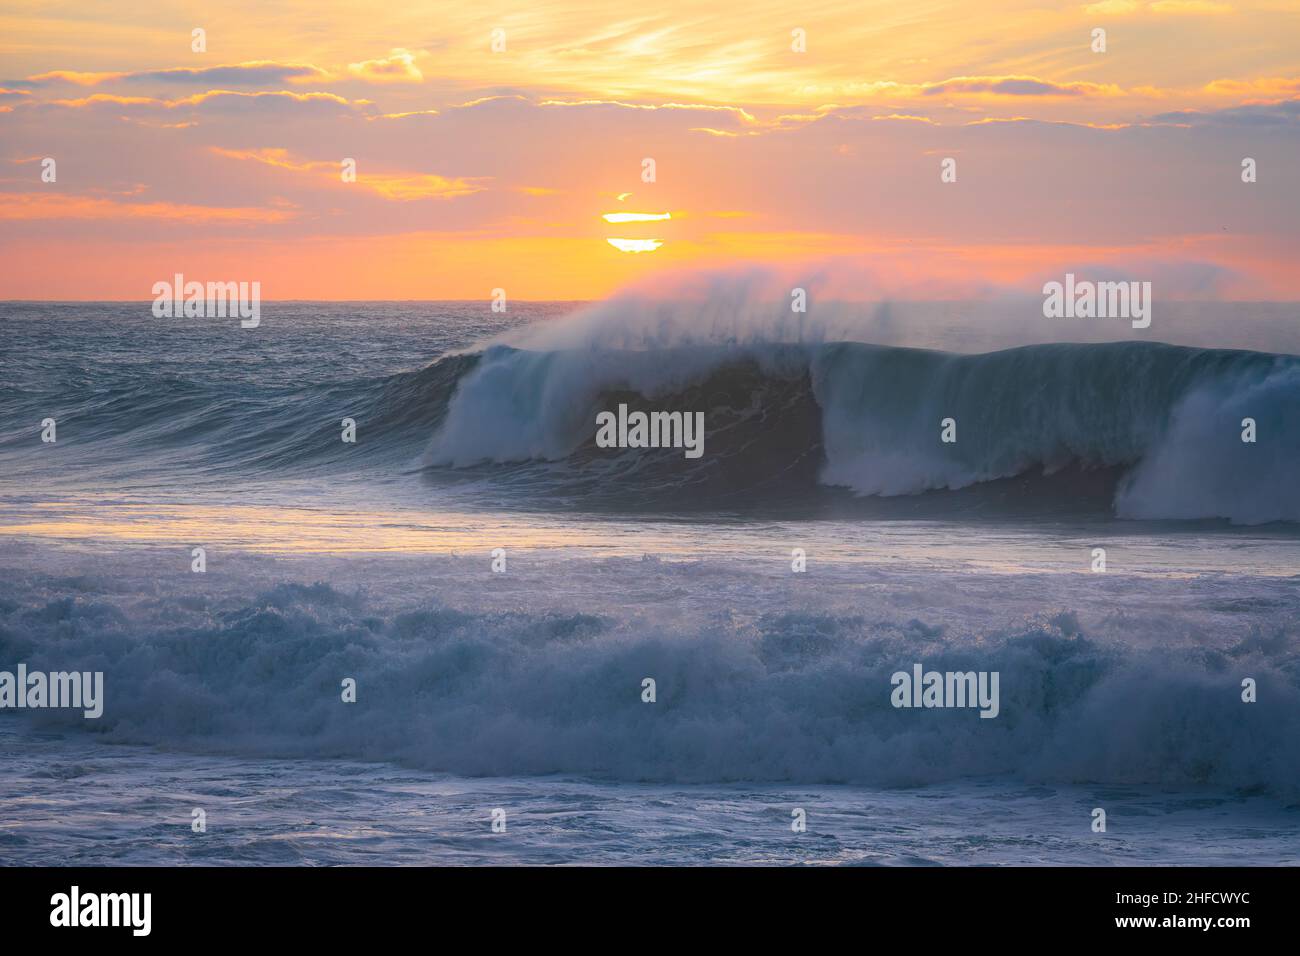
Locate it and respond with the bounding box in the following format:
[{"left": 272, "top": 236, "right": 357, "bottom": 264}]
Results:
[{"left": 1, "top": 296, "right": 1297, "bottom": 865}]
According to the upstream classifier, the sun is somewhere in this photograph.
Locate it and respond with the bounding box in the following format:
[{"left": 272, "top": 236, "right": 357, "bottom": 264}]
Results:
[{"left": 603, "top": 193, "right": 670, "bottom": 252}]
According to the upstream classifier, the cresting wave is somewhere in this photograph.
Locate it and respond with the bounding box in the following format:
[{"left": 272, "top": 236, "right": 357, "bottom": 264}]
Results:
[{"left": 424, "top": 340, "right": 1300, "bottom": 524}]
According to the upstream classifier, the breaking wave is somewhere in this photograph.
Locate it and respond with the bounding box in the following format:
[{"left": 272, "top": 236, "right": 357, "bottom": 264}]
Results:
[
  {"left": 423, "top": 340, "right": 1298, "bottom": 523},
  {"left": 3, "top": 572, "right": 1297, "bottom": 795}
]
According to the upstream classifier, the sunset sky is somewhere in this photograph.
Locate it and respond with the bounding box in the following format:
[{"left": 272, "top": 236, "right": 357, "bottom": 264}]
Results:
[{"left": 2, "top": 0, "right": 1298, "bottom": 299}]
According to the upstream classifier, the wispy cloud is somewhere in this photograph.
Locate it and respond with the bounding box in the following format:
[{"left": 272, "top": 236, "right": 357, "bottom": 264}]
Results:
[{"left": 211, "top": 147, "right": 487, "bottom": 200}]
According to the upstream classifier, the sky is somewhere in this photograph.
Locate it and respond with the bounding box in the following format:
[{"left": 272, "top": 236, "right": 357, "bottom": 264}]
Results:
[{"left": 1, "top": 0, "right": 1298, "bottom": 299}]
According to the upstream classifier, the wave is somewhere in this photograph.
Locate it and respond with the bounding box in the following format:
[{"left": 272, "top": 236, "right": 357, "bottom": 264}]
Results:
[
  {"left": 3, "top": 574, "right": 1298, "bottom": 795},
  {"left": 423, "top": 340, "right": 1299, "bottom": 523},
  {"left": 0, "top": 352, "right": 476, "bottom": 482},
  {"left": 4, "top": 328, "right": 1297, "bottom": 522}
]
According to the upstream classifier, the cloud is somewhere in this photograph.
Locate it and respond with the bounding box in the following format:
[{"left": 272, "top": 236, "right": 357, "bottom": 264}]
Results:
[
  {"left": 871, "top": 113, "right": 939, "bottom": 124},
  {"left": 922, "top": 76, "right": 1124, "bottom": 98},
  {"left": 1203, "top": 77, "right": 1300, "bottom": 100},
  {"left": 29, "top": 62, "right": 330, "bottom": 87},
  {"left": 372, "top": 109, "right": 441, "bottom": 120},
  {"left": 0, "top": 193, "right": 293, "bottom": 223},
  {"left": 211, "top": 147, "right": 487, "bottom": 200},
  {"left": 27, "top": 71, "right": 129, "bottom": 86},
  {"left": 538, "top": 99, "right": 762, "bottom": 132},
  {"left": 0, "top": 89, "right": 30, "bottom": 110},
  {"left": 48, "top": 94, "right": 160, "bottom": 108},
  {"left": 362, "top": 173, "right": 485, "bottom": 200},
  {"left": 1150, "top": 97, "right": 1300, "bottom": 126},
  {"left": 455, "top": 95, "right": 529, "bottom": 108},
  {"left": 1082, "top": 0, "right": 1232, "bottom": 12},
  {"left": 346, "top": 49, "right": 424, "bottom": 83},
  {"left": 1082, "top": 0, "right": 1141, "bottom": 12},
  {"left": 46, "top": 89, "right": 368, "bottom": 116},
  {"left": 1150, "top": 0, "right": 1233, "bottom": 13}
]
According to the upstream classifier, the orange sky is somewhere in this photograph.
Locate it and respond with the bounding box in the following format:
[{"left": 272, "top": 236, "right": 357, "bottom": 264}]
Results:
[{"left": 1, "top": 0, "right": 1298, "bottom": 299}]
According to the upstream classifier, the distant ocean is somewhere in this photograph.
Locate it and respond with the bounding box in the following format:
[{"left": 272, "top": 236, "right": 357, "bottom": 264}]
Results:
[{"left": 1, "top": 299, "right": 1297, "bottom": 865}]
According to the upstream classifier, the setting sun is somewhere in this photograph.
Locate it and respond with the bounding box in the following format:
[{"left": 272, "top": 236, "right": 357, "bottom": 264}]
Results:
[{"left": 605, "top": 238, "right": 664, "bottom": 253}]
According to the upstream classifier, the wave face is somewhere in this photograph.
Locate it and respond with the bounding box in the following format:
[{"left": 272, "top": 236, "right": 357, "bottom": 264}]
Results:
[
  {"left": 422, "top": 340, "right": 1299, "bottom": 523},
  {"left": 3, "top": 558, "right": 1298, "bottom": 796}
]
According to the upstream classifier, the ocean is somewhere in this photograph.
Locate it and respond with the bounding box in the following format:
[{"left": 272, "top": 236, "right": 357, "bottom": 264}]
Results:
[{"left": 1, "top": 298, "right": 1297, "bottom": 865}]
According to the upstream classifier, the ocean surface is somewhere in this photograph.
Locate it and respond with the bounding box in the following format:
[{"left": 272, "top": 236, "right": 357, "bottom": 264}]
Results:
[{"left": 1, "top": 298, "right": 1297, "bottom": 865}]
